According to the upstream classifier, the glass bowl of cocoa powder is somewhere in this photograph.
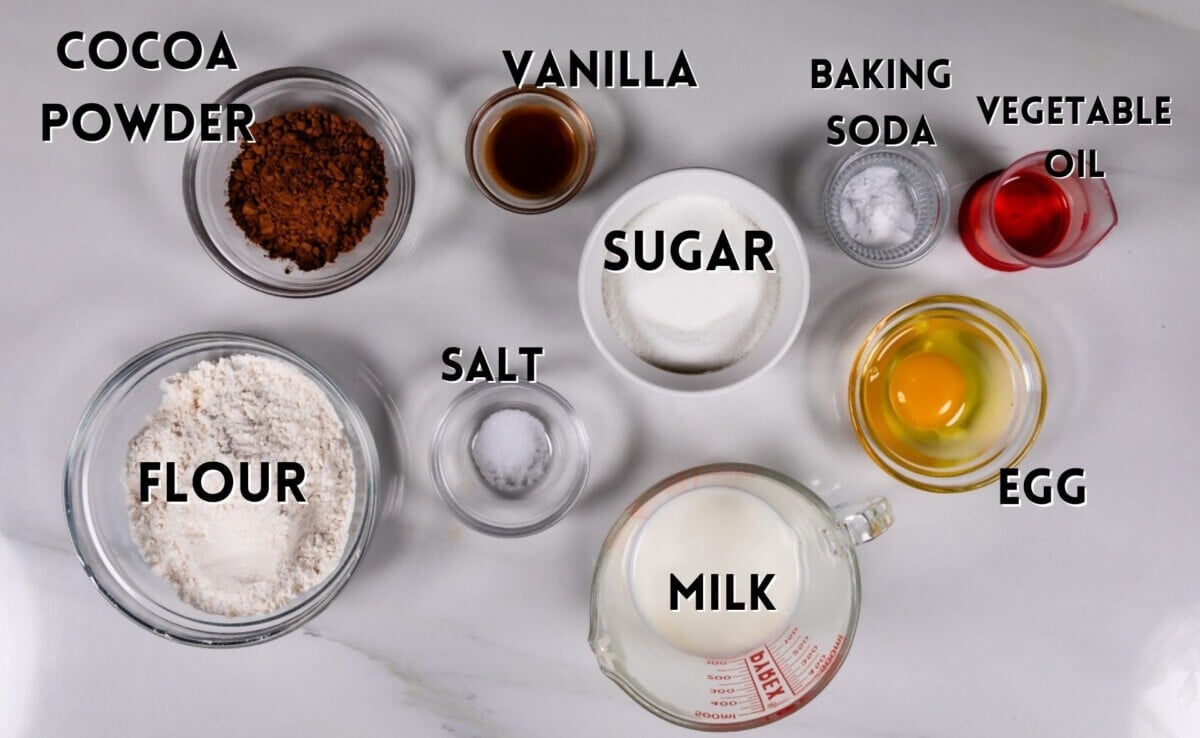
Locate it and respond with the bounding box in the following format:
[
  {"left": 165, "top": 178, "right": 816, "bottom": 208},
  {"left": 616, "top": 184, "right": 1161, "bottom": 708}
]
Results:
[{"left": 184, "top": 67, "right": 415, "bottom": 297}]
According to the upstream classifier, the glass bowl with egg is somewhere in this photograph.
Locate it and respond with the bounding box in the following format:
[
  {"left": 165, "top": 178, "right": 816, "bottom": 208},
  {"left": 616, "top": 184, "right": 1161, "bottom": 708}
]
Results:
[
  {"left": 848, "top": 295, "right": 1046, "bottom": 492},
  {"left": 64, "top": 332, "right": 379, "bottom": 646}
]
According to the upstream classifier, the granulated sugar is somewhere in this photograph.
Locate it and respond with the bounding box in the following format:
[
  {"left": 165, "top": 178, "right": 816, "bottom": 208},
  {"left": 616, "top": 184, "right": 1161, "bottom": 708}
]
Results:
[
  {"left": 125, "top": 354, "right": 356, "bottom": 617},
  {"left": 601, "top": 194, "right": 780, "bottom": 373}
]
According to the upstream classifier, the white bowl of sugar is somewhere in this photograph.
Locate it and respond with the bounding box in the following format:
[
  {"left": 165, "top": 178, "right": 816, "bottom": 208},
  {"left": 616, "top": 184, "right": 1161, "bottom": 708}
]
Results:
[{"left": 578, "top": 168, "right": 809, "bottom": 394}]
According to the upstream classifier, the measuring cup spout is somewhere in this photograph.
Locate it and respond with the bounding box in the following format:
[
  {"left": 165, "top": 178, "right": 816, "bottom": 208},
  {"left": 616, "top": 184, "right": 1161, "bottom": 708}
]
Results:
[{"left": 834, "top": 497, "right": 893, "bottom": 544}]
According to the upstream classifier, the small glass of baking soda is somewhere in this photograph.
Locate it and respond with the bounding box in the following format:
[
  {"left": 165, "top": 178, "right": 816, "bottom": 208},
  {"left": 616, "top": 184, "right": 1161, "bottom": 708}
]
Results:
[{"left": 824, "top": 145, "right": 950, "bottom": 268}]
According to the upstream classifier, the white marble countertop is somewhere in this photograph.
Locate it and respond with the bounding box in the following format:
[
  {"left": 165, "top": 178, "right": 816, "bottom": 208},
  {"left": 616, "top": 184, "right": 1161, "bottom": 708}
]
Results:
[{"left": 3, "top": 1, "right": 1199, "bottom": 735}]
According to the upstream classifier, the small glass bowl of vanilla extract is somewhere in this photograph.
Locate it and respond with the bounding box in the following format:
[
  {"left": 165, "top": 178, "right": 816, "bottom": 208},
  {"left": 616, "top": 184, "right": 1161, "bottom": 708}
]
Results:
[{"left": 465, "top": 87, "right": 595, "bottom": 213}]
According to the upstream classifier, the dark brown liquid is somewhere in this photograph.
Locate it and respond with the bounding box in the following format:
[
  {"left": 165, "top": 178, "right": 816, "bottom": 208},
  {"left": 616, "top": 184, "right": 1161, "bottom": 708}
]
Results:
[{"left": 484, "top": 105, "right": 581, "bottom": 199}]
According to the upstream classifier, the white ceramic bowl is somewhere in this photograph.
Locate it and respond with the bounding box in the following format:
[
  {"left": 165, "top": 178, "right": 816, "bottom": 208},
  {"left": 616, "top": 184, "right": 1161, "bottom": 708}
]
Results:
[{"left": 578, "top": 168, "right": 810, "bottom": 394}]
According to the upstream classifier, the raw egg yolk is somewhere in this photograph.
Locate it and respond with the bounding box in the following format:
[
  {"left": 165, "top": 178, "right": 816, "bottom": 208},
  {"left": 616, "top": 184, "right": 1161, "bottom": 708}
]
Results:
[{"left": 888, "top": 351, "right": 968, "bottom": 430}]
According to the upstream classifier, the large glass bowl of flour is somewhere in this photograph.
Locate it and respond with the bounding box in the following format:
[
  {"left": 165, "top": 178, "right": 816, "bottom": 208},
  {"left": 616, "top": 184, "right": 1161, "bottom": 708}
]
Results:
[{"left": 64, "top": 332, "right": 379, "bottom": 646}]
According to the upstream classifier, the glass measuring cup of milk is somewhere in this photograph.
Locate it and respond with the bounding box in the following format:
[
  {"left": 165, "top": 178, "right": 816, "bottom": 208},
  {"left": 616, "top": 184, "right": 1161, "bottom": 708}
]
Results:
[{"left": 589, "top": 464, "right": 892, "bottom": 730}]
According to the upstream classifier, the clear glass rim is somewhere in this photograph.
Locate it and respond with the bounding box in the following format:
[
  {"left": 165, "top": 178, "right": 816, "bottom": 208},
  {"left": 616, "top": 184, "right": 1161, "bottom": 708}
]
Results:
[
  {"left": 429, "top": 381, "right": 590, "bottom": 537},
  {"left": 464, "top": 86, "right": 595, "bottom": 214},
  {"left": 587, "top": 463, "right": 862, "bottom": 731},
  {"left": 182, "top": 66, "right": 416, "bottom": 298},
  {"left": 847, "top": 295, "right": 1048, "bottom": 493},
  {"left": 823, "top": 145, "right": 950, "bottom": 269},
  {"left": 63, "top": 331, "right": 380, "bottom": 646}
]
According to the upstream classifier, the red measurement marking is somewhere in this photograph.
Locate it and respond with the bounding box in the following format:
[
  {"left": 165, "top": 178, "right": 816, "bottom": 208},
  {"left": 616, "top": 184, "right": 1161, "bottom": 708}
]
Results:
[
  {"left": 770, "top": 626, "right": 799, "bottom": 649},
  {"left": 746, "top": 647, "right": 791, "bottom": 707},
  {"left": 764, "top": 645, "right": 797, "bottom": 695},
  {"left": 741, "top": 658, "right": 765, "bottom": 713},
  {"left": 790, "top": 634, "right": 847, "bottom": 694}
]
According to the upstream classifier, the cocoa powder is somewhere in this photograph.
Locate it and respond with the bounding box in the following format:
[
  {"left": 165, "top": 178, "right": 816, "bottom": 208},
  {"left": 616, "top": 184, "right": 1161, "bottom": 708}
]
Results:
[{"left": 227, "top": 106, "right": 388, "bottom": 272}]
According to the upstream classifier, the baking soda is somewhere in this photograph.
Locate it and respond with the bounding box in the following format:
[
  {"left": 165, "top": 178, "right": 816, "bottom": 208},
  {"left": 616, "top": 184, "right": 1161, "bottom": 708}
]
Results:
[{"left": 838, "top": 165, "right": 916, "bottom": 247}]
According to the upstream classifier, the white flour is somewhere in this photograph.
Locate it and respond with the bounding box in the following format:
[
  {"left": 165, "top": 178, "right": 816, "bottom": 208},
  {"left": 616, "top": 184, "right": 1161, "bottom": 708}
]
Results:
[{"left": 125, "top": 354, "right": 356, "bottom": 617}]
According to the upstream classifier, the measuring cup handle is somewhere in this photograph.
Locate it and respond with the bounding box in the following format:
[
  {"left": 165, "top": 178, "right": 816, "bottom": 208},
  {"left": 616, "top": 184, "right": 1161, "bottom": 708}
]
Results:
[{"left": 834, "top": 497, "right": 893, "bottom": 545}]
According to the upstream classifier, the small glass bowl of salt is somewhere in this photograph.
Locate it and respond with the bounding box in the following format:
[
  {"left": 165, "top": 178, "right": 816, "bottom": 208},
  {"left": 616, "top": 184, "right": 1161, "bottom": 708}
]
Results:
[
  {"left": 430, "top": 382, "right": 590, "bottom": 537},
  {"left": 824, "top": 146, "right": 950, "bottom": 268}
]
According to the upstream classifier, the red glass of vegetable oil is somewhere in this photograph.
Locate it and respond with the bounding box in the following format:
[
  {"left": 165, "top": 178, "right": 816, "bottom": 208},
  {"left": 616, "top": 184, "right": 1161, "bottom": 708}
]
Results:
[{"left": 959, "top": 151, "right": 1117, "bottom": 271}]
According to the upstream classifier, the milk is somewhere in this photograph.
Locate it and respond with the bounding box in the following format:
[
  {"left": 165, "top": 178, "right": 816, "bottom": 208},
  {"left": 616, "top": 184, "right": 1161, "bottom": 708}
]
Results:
[{"left": 629, "top": 485, "right": 801, "bottom": 658}]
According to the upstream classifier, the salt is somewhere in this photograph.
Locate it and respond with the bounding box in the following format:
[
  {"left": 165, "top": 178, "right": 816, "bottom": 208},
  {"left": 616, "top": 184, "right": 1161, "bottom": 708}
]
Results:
[
  {"left": 838, "top": 165, "right": 917, "bottom": 248},
  {"left": 470, "top": 408, "right": 552, "bottom": 494},
  {"left": 601, "top": 194, "right": 781, "bottom": 373}
]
